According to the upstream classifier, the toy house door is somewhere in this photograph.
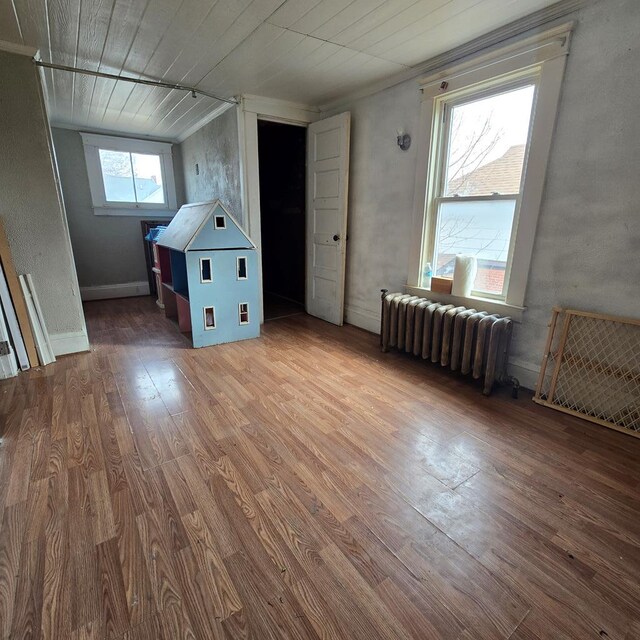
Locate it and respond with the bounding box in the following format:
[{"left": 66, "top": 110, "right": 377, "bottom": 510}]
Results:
[{"left": 305, "top": 112, "right": 350, "bottom": 326}]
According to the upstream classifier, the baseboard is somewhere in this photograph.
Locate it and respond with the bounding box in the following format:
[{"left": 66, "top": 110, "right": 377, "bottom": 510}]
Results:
[
  {"left": 508, "top": 358, "right": 541, "bottom": 391},
  {"left": 80, "top": 281, "right": 150, "bottom": 301},
  {"left": 49, "top": 330, "right": 90, "bottom": 356},
  {"left": 345, "top": 303, "right": 380, "bottom": 334}
]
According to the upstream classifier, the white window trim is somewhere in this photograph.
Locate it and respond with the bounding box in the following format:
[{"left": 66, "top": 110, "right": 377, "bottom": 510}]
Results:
[
  {"left": 199, "top": 257, "right": 213, "bottom": 283},
  {"left": 236, "top": 256, "right": 248, "bottom": 280},
  {"left": 80, "top": 132, "right": 177, "bottom": 216},
  {"left": 203, "top": 306, "right": 216, "bottom": 330},
  {"left": 214, "top": 215, "right": 227, "bottom": 229},
  {"left": 407, "top": 23, "right": 572, "bottom": 319},
  {"left": 238, "top": 302, "right": 250, "bottom": 325}
]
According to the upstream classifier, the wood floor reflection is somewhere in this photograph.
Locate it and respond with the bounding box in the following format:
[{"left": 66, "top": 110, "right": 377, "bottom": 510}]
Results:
[{"left": 1, "top": 296, "right": 639, "bottom": 639}]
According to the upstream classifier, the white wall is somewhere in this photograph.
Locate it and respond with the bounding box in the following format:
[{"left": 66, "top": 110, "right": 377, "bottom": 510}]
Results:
[
  {"left": 52, "top": 127, "right": 185, "bottom": 296},
  {"left": 179, "top": 106, "right": 244, "bottom": 225},
  {"left": 0, "top": 50, "right": 87, "bottom": 355},
  {"left": 333, "top": 0, "right": 640, "bottom": 388}
]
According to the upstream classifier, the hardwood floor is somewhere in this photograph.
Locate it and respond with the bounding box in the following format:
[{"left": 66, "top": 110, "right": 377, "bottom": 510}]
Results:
[{"left": 1, "top": 296, "right": 639, "bottom": 639}]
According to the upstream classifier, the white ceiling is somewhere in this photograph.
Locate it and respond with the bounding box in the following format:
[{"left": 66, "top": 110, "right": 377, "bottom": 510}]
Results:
[{"left": 2, "top": 0, "right": 567, "bottom": 140}]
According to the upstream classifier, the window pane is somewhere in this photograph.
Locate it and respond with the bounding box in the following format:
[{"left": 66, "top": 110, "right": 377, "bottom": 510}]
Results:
[
  {"left": 444, "top": 85, "right": 535, "bottom": 197},
  {"left": 132, "top": 153, "right": 164, "bottom": 203},
  {"left": 99, "top": 149, "right": 135, "bottom": 202},
  {"left": 433, "top": 199, "right": 517, "bottom": 295}
]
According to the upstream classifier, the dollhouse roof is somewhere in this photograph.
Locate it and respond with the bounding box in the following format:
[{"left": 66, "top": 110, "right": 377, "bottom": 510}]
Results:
[{"left": 157, "top": 200, "right": 255, "bottom": 252}]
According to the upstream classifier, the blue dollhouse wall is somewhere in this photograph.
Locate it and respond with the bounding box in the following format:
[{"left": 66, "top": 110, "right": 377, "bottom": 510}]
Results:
[
  {"left": 156, "top": 200, "right": 260, "bottom": 348},
  {"left": 187, "top": 250, "right": 259, "bottom": 347}
]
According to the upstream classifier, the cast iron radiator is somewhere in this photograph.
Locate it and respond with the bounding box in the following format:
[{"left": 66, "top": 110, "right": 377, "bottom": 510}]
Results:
[{"left": 380, "top": 290, "right": 515, "bottom": 396}]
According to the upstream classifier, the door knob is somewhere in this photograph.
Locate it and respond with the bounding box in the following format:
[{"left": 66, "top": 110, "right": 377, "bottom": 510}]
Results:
[{"left": 333, "top": 234, "right": 340, "bottom": 241}]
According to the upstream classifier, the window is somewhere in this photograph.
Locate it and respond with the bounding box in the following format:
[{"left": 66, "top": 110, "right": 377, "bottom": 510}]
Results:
[
  {"left": 408, "top": 24, "right": 571, "bottom": 314},
  {"left": 237, "top": 256, "right": 248, "bottom": 280},
  {"left": 204, "top": 306, "right": 216, "bottom": 330},
  {"left": 428, "top": 83, "right": 535, "bottom": 297},
  {"left": 214, "top": 215, "right": 226, "bottom": 229},
  {"left": 80, "top": 133, "right": 177, "bottom": 215},
  {"left": 238, "top": 303, "right": 250, "bottom": 325},
  {"left": 200, "top": 257, "right": 212, "bottom": 283}
]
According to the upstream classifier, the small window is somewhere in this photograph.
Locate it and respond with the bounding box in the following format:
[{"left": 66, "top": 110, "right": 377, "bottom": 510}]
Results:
[
  {"left": 80, "top": 133, "right": 177, "bottom": 215},
  {"left": 238, "top": 303, "right": 250, "bottom": 325},
  {"left": 204, "top": 306, "right": 216, "bottom": 330},
  {"left": 200, "top": 257, "right": 212, "bottom": 283},
  {"left": 214, "top": 215, "right": 226, "bottom": 229},
  {"left": 237, "top": 256, "right": 248, "bottom": 280}
]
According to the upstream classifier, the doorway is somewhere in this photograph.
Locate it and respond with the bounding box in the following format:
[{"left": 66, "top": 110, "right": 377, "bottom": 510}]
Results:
[{"left": 257, "top": 120, "right": 306, "bottom": 320}]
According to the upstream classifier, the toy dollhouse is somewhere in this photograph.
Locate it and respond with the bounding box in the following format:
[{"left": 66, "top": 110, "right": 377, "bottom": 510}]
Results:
[{"left": 155, "top": 200, "right": 260, "bottom": 347}]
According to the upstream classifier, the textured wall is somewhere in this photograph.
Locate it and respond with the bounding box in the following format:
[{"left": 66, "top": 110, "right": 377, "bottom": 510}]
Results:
[
  {"left": 179, "top": 107, "right": 243, "bottom": 224},
  {"left": 335, "top": 0, "right": 640, "bottom": 386},
  {"left": 0, "top": 51, "right": 85, "bottom": 337},
  {"left": 52, "top": 128, "right": 185, "bottom": 288}
]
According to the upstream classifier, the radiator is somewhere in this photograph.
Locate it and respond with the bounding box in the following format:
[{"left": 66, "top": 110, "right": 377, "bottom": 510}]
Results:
[{"left": 380, "top": 290, "right": 514, "bottom": 395}]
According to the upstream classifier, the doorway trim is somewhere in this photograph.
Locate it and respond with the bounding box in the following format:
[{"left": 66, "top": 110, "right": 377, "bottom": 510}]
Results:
[{"left": 237, "top": 95, "right": 322, "bottom": 322}]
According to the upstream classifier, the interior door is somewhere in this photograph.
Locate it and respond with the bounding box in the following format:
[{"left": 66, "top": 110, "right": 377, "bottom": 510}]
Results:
[{"left": 306, "top": 112, "right": 350, "bottom": 325}]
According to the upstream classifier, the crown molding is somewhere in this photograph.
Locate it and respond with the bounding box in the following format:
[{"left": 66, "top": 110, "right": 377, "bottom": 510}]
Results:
[{"left": 319, "top": 0, "right": 588, "bottom": 112}]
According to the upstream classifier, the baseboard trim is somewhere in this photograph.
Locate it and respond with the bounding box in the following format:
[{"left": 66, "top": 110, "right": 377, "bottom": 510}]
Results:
[
  {"left": 49, "top": 330, "right": 90, "bottom": 356},
  {"left": 508, "top": 358, "right": 541, "bottom": 392},
  {"left": 345, "top": 303, "right": 380, "bottom": 334},
  {"left": 81, "top": 281, "right": 150, "bottom": 301}
]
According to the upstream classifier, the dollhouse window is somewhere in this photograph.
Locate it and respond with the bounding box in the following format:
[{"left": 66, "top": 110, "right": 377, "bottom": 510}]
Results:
[
  {"left": 238, "top": 303, "right": 250, "bottom": 325},
  {"left": 214, "top": 215, "right": 226, "bottom": 229},
  {"left": 200, "top": 257, "right": 212, "bottom": 283},
  {"left": 237, "top": 256, "right": 248, "bottom": 280},
  {"left": 204, "top": 306, "right": 216, "bottom": 330}
]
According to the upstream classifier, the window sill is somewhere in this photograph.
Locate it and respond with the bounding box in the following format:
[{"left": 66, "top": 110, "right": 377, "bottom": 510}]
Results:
[
  {"left": 405, "top": 285, "right": 526, "bottom": 322},
  {"left": 93, "top": 207, "right": 177, "bottom": 218}
]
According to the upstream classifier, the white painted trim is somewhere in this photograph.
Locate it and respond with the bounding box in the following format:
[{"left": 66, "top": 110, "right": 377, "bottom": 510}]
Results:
[
  {"left": 508, "top": 358, "right": 540, "bottom": 391},
  {"left": 404, "top": 286, "right": 526, "bottom": 323},
  {"left": 203, "top": 306, "right": 216, "bottom": 330},
  {"left": 49, "top": 330, "right": 90, "bottom": 356},
  {"left": 241, "top": 94, "right": 321, "bottom": 125},
  {"left": 199, "top": 257, "right": 213, "bottom": 283},
  {"left": 176, "top": 102, "right": 234, "bottom": 143},
  {"left": 93, "top": 208, "right": 176, "bottom": 218},
  {"left": 80, "top": 132, "right": 178, "bottom": 212},
  {"left": 0, "top": 39, "right": 38, "bottom": 57},
  {"left": 80, "top": 281, "right": 150, "bottom": 301},
  {"left": 345, "top": 304, "right": 381, "bottom": 335},
  {"left": 320, "top": 0, "right": 585, "bottom": 112},
  {"left": 407, "top": 23, "right": 571, "bottom": 311},
  {"left": 52, "top": 121, "right": 176, "bottom": 143}
]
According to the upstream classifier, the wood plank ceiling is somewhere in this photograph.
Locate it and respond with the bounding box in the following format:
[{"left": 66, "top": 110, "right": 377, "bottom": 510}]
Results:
[{"left": 2, "top": 0, "right": 561, "bottom": 140}]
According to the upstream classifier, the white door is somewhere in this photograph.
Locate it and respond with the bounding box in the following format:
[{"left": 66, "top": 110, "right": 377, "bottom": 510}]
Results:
[{"left": 306, "top": 112, "right": 350, "bottom": 325}]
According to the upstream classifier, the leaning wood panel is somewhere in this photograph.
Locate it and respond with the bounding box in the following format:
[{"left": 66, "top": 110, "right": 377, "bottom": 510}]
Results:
[
  {"left": 0, "top": 218, "right": 39, "bottom": 367},
  {"left": 534, "top": 307, "right": 640, "bottom": 438}
]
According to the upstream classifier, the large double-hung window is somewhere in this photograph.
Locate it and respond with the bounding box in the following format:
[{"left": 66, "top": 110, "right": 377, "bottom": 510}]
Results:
[{"left": 408, "top": 24, "right": 572, "bottom": 317}]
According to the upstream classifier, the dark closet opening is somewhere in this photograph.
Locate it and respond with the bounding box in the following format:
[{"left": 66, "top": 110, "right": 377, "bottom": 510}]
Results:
[{"left": 257, "top": 120, "right": 306, "bottom": 320}]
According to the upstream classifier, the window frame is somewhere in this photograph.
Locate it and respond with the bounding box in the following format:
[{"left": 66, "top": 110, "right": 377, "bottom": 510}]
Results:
[
  {"left": 426, "top": 75, "right": 539, "bottom": 301},
  {"left": 238, "top": 302, "right": 250, "bottom": 325},
  {"left": 203, "top": 306, "right": 216, "bottom": 330},
  {"left": 80, "top": 132, "right": 177, "bottom": 216},
  {"left": 236, "top": 256, "right": 248, "bottom": 280},
  {"left": 407, "top": 23, "right": 572, "bottom": 319},
  {"left": 199, "top": 257, "right": 213, "bottom": 283},
  {"left": 214, "top": 215, "right": 227, "bottom": 230}
]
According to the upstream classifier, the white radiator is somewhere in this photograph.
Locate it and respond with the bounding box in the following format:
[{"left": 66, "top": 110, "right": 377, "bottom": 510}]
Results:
[{"left": 380, "top": 290, "right": 515, "bottom": 396}]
